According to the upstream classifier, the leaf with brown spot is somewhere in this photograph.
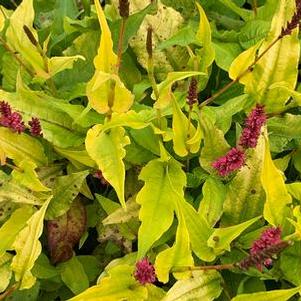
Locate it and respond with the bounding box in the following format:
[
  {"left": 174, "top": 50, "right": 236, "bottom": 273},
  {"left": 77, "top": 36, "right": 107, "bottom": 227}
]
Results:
[{"left": 47, "top": 198, "right": 87, "bottom": 264}]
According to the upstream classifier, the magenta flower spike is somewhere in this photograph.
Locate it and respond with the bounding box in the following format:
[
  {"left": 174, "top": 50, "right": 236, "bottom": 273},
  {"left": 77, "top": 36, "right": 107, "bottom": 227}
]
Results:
[
  {"left": 238, "top": 227, "right": 289, "bottom": 271},
  {"left": 212, "top": 147, "right": 246, "bottom": 177},
  {"left": 29, "top": 117, "right": 43, "bottom": 137},
  {"left": 134, "top": 258, "right": 156, "bottom": 285},
  {"left": 239, "top": 104, "right": 266, "bottom": 149}
]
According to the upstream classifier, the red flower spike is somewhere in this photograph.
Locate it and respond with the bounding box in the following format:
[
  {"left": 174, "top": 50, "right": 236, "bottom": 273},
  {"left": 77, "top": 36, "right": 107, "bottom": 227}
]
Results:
[
  {"left": 238, "top": 227, "right": 289, "bottom": 271},
  {"left": 239, "top": 104, "right": 267, "bottom": 149},
  {"left": 134, "top": 258, "right": 156, "bottom": 285},
  {"left": 212, "top": 147, "right": 246, "bottom": 177},
  {"left": 9, "top": 112, "right": 25, "bottom": 134},
  {"left": 29, "top": 117, "right": 43, "bottom": 137},
  {"left": 0, "top": 101, "right": 12, "bottom": 117}
]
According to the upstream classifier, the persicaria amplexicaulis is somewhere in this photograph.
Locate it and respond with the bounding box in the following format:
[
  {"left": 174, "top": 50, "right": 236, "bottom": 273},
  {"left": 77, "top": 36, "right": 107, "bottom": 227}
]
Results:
[
  {"left": 212, "top": 104, "right": 266, "bottom": 176},
  {"left": 0, "top": 101, "right": 25, "bottom": 134},
  {"left": 134, "top": 258, "right": 156, "bottom": 285},
  {"left": 237, "top": 227, "right": 290, "bottom": 271},
  {"left": 187, "top": 78, "right": 198, "bottom": 107},
  {"left": 29, "top": 117, "right": 43, "bottom": 137},
  {"left": 239, "top": 104, "right": 267, "bottom": 149}
]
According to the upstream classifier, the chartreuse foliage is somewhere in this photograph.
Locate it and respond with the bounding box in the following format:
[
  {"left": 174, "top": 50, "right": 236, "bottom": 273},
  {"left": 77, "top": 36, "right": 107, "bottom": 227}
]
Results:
[{"left": 1, "top": 0, "right": 301, "bottom": 300}]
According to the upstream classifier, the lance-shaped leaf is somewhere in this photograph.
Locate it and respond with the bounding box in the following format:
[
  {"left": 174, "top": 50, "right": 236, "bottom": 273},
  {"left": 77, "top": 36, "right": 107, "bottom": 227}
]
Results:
[
  {"left": 69, "top": 265, "right": 148, "bottom": 301},
  {"left": 12, "top": 160, "right": 50, "bottom": 192},
  {"left": 5, "top": 0, "right": 84, "bottom": 80},
  {"left": 47, "top": 199, "right": 87, "bottom": 264},
  {"left": 86, "top": 125, "right": 130, "bottom": 208},
  {"left": 199, "top": 177, "right": 226, "bottom": 227},
  {"left": 0, "top": 83, "right": 89, "bottom": 149},
  {"left": 200, "top": 111, "right": 230, "bottom": 173},
  {"left": 163, "top": 270, "right": 222, "bottom": 301},
  {"left": 0, "top": 253, "right": 13, "bottom": 293},
  {"left": 136, "top": 158, "right": 185, "bottom": 259},
  {"left": 222, "top": 135, "right": 265, "bottom": 226},
  {"left": 0, "top": 176, "right": 47, "bottom": 206},
  {"left": 172, "top": 96, "right": 200, "bottom": 157},
  {"left": 86, "top": 0, "right": 133, "bottom": 114},
  {"left": 195, "top": 3, "right": 215, "bottom": 76},
  {"left": 11, "top": 197, "right": 51, "bottom": 289},
  {"left": 0, "top": 206, "right": 35, "bottom": 257},
  {"left": 261, "top": 132, "right": 292, "bottom": 226},
  {"left": 232, "top": 286, "right": 301, "bottom": 301},
  {"left": 182, "top": 200, "right": 215, "bottom": 262},
  {"left": 229, "top": 0, "right": 300, "bottom": 113},
  {"left": 59, "top": 256, "right": 89, "bottom": 295},
  {"left": 154, "top": 71, "right": 206, "bottom": 109},
  {"left": 111, "top": 0, "right": 187, "bottom": 81},
  {"left": 155, "top": 212, "right": 193, "bottom": 283},
  {"left": 0, "top": 128, "right": 47, "bottom": 166},
  {"left": 207, "top": 216, "right": 261, "bottom": 256},
  {"left": 46, "top": 170, "right": 89, "bottom": 220},
  {"left": 6, "top": 0, "right": 45, "bottom": 77}
]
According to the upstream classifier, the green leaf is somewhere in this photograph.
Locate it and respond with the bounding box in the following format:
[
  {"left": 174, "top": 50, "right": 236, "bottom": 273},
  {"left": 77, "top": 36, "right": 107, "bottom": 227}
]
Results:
[
  {"left": 0, "top": 177, "right": 47, "bottom": 206},
  {"left": 86, "top": 125, "right": 130, "bottom": 208},
  {"left": 0, "top": 255, "right": 12, "bottom": 293},
  {"left": 181, "top": 200, "right": 215, "bottom": 262},
  {"left": 261, "top": 132, "right": 292, "bottom": 226},
  {"left": 11, "top": 197, "right": 51, "bottom": 289},
  {"left": 103, "top": 197, "right": 139, "bottom": 225},
  {"left": 31, "top": 253, "right": 59, "bottom": 279},
  {"left": 155, "top": 211, "right": 193, "bottom": 283},
  {"left": 268, "top": 114, "right": 301, "bottom": 140},
  {"left": 86, "top": 0, "right": 133, "bottom": 114},
  {"left": 0, "top": 82, "right": 88, "bottom": 148},
  {"left": 59, "top": 256, "right": 89, "bottom": 295},
  {"left": 281, "top": 242, "right": 301, "bottom": 285},
  {"left": 212, "top": 94, "right": 249, "bottom": 133},
  {"left": 163, "top": 270, "right": 222, "bottom": 301},
  {"left": 199, "top": 177, "right": 226, "bottom": 227},
  {"left": 154, "top": 71, "right": 206, "bottom": 109},
  {"left": 200, "top": 111, "right": 230, "bottom": 173},
  {"left": 172, "top": 96, "right": 200, "bottom": 157},
  {"left": 217, "top": 0, "right": 251, "bottom": 21},
  {"left": 0, "top": 206, "right": 35, "bottom": 257},
  {"left": 119, "top": 0, "right": 187, "bottom": 81},
  {"left": 222, "top": 135, "right": 265, "bottom": 226},
  {"left": 46, "top": 170, "right": 89, "bottom": 220},
  {"left": 54, "top": 147, "right": 96, "bottom": 168},
  {"left": 231, "top": 286, "right": 301, "bottom": 301},
  {"left": 68, "top": 264, "right": 148, "bottom": 301},
  {"left": 0, "top": 127, "right": 47, "bottom": 166},
  {"left": 195, "top": 3, "right": 215, "bottom": 75},
  {"left": 6, "top": 0, "right": 45, "bottom": 77},
  {"left": 12, "top": 160, "right": 50, "bottom": 192},
  {"left": 136, "top": 158, "right": 185, "bottom": 259},
  {"left": 111, "top": 2, "right": 157, "bottom": 53},
  {"left": 207, "top": 216, "right": 261, "bottom": 256},
  {"left": 229, "top": 0, "right": 300, "bottom": 113}
]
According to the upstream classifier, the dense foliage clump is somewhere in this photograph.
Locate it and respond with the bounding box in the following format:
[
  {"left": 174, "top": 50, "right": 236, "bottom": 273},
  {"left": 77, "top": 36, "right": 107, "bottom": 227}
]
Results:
[{"left": 1, "top": 0, "right": 301, "bottom": 300}]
